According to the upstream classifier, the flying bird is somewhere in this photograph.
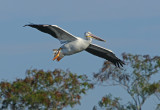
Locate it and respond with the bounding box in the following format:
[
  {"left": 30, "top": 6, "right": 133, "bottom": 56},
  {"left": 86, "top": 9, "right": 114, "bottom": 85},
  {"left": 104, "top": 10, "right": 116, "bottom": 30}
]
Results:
[{"left": 24, "top": 24, "right": 124, "bottom": 67}]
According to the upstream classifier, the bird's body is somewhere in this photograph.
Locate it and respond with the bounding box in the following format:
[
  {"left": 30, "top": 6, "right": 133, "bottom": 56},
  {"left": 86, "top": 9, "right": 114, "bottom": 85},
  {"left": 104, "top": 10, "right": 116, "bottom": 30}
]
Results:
[
  {"left": 24, "top": 24, "right": 124, "bottom": 67},
  {"left": 61, "top": 37, "right": 90, "bottom": 55}
]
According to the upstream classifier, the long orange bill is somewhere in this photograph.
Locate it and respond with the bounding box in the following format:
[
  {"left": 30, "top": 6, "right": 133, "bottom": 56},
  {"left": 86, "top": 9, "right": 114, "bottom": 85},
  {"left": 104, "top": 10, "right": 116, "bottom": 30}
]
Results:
[{"left": 90, "top": 33, "right": 106, "bottom": 42}]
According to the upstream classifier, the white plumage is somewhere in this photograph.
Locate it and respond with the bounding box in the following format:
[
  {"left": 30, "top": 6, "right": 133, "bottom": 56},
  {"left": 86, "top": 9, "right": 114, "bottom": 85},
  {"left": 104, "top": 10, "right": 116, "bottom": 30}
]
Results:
[{"left": 24, "top": 24, "right": 124, "bottom": 67}]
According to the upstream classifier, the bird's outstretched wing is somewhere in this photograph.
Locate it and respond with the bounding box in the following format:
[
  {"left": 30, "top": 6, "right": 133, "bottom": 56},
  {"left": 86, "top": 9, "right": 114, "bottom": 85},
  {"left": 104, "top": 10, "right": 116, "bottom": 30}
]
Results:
[
  {"left": 85, "top": 43, "right": 124, "bottom": 67},
  {"left": 24, "top": 24, "right": 77, "bottom": 43}
]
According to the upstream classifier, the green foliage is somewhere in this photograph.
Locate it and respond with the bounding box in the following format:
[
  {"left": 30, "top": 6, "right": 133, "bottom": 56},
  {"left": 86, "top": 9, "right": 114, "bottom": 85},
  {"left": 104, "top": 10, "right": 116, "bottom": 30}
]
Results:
[
  {"left": 0, "top": 69, "right": 93, "bottom": 110},
  {"left": 98, "top": 94, "right": 124, "bottom": 110},
  {"left": 94, "top": 53, "right": 160, "bottom": 110}
]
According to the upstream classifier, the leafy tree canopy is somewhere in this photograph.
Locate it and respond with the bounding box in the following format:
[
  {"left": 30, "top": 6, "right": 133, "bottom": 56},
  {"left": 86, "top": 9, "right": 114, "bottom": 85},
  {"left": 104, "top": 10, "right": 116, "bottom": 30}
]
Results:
[
  {"left": 0, "top": 53, "right": 160, "bottom": 110},
  {"left": 0, "top": 69, "right": 93, "bottom": 110},
  {"left": 94, "top": 53, "right": 160, "bottom": 110}
]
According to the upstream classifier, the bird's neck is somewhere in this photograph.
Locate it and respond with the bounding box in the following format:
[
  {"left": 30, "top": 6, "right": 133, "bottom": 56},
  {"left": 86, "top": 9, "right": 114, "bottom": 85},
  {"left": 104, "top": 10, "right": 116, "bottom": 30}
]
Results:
[{"left": 85, "top": 36, "right": 92, "bottom": 43}]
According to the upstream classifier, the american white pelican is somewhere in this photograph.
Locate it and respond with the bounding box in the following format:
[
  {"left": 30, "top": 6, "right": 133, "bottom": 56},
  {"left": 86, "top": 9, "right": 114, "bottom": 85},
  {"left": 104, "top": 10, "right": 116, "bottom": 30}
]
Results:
[{"left": 24, "top": 24, "right": 124, "bottom": 67}]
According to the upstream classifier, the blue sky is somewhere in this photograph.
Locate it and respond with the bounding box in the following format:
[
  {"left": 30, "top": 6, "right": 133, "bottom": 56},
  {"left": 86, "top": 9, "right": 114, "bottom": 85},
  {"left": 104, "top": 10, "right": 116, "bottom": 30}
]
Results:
[{"left": 0, "top": 0, "right": 160, "bottom": 109}]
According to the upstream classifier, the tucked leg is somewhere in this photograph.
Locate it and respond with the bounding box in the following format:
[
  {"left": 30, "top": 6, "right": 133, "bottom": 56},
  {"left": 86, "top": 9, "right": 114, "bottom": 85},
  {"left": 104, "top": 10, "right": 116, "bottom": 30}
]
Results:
[{"left": 56, "top": 57, "right": 62, "bottom": 61}]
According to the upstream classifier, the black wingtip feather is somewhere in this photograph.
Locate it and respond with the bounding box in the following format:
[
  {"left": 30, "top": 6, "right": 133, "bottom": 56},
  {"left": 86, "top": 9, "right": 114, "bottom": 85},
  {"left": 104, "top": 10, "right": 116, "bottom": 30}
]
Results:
[
  {"left": 112, "top": 58, "right": 125, "bottom": 68},
  {"left": 23, "top": 24, "right": 39, "bottom": 28},
  {"left": 23, "top": 24, "right": 59, "bottom": 38},
  {"left": 115, "top": 59, "right": 125, "bottom": 68},
  {"left": 23, "top": 23, "right": 35, "bottom": 27}
]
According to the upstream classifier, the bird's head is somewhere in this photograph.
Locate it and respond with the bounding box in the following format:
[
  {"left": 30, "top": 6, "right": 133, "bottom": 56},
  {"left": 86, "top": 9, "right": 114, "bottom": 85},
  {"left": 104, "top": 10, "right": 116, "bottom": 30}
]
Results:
[{"left": 85, "top": 32, "right": 106, "bottom": 42}]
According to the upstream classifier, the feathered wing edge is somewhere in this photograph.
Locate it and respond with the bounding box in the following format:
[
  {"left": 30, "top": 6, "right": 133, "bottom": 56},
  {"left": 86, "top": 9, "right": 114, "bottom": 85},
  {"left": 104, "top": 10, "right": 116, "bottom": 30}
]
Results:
[
  {"left": 24, "top": 24, "right": 77, "bottom": 43},
  {"left": 85, "top": 43, "right": 124, "bottom": 68}
]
